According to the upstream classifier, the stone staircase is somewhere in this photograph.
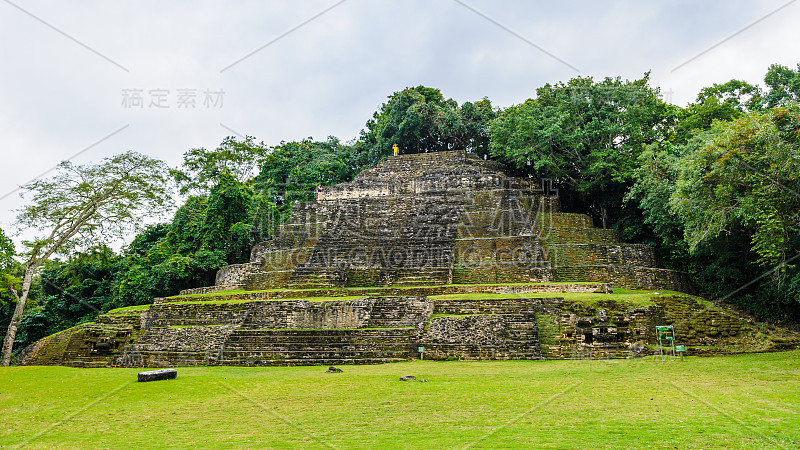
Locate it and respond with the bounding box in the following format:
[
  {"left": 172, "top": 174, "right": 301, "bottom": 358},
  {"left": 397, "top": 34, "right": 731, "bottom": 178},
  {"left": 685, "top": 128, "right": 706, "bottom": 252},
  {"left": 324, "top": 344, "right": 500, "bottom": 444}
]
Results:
[
  {"left": 285, "top": 268, "right": 336, "bottom": 289},
  {"left": 217, "top": 328, "right": 416, "bottom": 366},
  {"left": 286, "top": 194, "right": 461, "bottom": 287}
]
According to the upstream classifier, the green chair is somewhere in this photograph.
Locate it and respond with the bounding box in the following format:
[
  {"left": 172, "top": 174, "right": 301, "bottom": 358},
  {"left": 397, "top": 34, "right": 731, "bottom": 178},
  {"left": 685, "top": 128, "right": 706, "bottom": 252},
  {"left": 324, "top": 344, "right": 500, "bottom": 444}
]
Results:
[{"left": 654, "top": 325, "right": 676, "bottom": 361}]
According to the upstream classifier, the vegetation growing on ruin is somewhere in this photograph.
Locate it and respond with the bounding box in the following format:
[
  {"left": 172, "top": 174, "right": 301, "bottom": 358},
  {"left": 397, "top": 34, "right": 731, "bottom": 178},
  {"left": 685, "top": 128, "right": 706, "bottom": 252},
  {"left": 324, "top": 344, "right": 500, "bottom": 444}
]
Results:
[{"left": 430, "top": 289, "right": 693, "bottom": 307}]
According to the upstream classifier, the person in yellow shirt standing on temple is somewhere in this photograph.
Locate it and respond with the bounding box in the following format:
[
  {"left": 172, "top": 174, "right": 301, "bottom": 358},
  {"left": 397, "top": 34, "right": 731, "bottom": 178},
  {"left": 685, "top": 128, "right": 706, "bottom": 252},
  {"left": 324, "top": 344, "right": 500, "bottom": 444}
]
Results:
[{"left": 393, "top": 143, "right": 399, "bottom": 156}]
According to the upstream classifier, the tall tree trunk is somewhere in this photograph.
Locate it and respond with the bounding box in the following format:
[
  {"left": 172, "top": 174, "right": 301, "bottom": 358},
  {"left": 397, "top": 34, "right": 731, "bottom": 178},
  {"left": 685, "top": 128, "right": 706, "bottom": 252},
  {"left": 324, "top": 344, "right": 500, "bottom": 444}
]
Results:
[
  {"left": 601, "top": 206, "right": 608, "bottom": 229},
  {"left": 1, "top": 266, "right": 33, "bottom": 366}
]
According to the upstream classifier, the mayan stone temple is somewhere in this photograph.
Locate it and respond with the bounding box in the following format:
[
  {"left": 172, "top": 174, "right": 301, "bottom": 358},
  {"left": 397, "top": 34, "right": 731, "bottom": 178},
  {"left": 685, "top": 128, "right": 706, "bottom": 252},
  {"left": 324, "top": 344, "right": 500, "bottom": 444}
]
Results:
[{"left": 22, "top": 150, "right": 773, "bottom": 368}]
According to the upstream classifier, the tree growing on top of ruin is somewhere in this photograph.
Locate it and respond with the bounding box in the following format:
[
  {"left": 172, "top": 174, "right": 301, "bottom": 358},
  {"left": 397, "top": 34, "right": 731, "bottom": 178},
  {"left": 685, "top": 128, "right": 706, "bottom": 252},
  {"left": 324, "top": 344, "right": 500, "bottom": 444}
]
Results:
[{"left": 357, "top": 86, "right": 495, "bottom": 166}]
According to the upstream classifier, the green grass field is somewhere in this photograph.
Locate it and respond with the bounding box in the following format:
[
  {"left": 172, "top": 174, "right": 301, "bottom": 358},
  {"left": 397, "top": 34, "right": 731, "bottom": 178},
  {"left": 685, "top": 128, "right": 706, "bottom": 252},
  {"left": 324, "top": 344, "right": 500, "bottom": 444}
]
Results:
[{"left": 2, "top": 351, "right": 799, "bottom": 449}]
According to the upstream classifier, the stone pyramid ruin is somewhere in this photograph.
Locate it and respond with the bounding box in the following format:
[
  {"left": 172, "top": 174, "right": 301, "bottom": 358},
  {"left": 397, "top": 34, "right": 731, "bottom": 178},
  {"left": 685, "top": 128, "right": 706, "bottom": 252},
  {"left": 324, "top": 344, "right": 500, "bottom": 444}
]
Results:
[
  {"left": 21, "top": 150, "right": 797, "bottom": 368},
  {"left": 205, "top": 150, "right": 689, "bottom": 294}
]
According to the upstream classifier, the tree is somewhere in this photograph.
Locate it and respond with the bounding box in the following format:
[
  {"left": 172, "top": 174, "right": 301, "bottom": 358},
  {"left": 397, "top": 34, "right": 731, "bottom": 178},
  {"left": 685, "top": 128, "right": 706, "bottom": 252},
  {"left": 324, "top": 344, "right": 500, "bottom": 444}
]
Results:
[
  {"left": 626, "top": 143, "right": 691, "bottom": 263},
  {"left": 0, "top": 228, "right": 20, "bottom": 344},
  {"left": 1, "top": 152, "right": 171, "bottom": 366},
  {"left": 674, "top": 79, "right": 763, "bottom": 143},
  {"left": 670, "top": 106, "right": 800, "bottom": 268},
  {"left": 254, "top": 137, "right": 357, "bottom": 228},
  {"left": 489, "top": 73, "right": 669, "bottom": 228},
  {"left": 15, "top": 246, "right": 122, "bottom": 348},
  {"left": 358, "top": 86, "right": 496, "bottom": 165},
  {"left": 764, "top": 63, "right": 800, "bottom": 107},
  {"left": 631, "top": 105, "right": 800, "bottom": 320},
  {"left": 172, "top": 135, "right": 270, "bottom": 195},
  {"left": 0, "top": 227, "right": 13, "bottom": 270}
]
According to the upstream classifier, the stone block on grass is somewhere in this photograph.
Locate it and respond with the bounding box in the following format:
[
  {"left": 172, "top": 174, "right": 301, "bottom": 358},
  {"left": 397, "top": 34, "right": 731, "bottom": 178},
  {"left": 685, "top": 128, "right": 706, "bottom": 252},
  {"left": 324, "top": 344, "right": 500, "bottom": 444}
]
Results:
[{"left": 138, "top": 369, "right": 178, "bottom": 382}]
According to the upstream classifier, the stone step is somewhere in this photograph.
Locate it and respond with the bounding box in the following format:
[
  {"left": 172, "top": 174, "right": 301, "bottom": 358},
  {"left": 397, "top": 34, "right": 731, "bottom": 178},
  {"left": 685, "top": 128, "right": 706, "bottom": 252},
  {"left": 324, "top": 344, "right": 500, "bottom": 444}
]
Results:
[
  {"left": 225, "top": 348, "right": 413, "bottom": 357},
  {"left": 227, "top": 328, "right": 414, "bottom": 336},
  {"left": 218, "top": 357, "right": 409, "bottom": 366},
  {"left": 224, "top": 338, "right": 412, "bottom": 347},
  {"left": 421, "top": 347, "right": 540, "bottom": 355},
  {"left": 221, "top": 349, "right": 411, "bottom": 358},
  {"left": 227, "top": 331, "right": 414, "bottom": 341},
  {"left": 286, "top": 284, "right": 333, "bottom": 289},
  {"left": 70, "top": 358, "right": 111, "bottom": 368},
  {"left": 229, "top": 333, "right": 415, "bottom": 340},
  {"left": 391, "top": 280, "right": 447, "bottom": 287}
]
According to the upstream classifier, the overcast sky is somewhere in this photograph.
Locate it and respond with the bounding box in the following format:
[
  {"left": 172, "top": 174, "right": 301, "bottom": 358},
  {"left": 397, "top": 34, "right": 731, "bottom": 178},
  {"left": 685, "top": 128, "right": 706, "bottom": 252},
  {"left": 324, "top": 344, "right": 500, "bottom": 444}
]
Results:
[{"left": 1, "top": 0, "right": 799, "bottom": 249}]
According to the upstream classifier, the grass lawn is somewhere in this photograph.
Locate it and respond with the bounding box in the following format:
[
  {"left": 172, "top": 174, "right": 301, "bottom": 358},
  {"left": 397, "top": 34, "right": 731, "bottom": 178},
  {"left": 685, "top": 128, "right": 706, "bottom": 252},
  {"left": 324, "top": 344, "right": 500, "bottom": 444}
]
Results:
[{"left": 2, "top": 351, "right": 799, "bottom": 449}]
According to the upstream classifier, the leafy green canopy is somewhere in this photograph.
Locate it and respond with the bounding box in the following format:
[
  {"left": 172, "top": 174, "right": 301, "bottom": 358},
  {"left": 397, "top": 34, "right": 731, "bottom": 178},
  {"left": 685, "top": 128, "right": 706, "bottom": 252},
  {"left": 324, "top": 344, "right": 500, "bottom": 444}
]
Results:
[
  {"left": 253, "top": 137, "right": 360, "bottom": 232},
  {"left": 489, "top": 74, "right": 668, "bottom": 191},
  {"left": 674, "top": 79, "right": 763, "bottom": 141},
  {"left": 764, "top": 63, "right": 800, "bottom": 107},
  {"left": 172, "top": 135, "right": 270, "bottom": 195},
  {"left": 0, "top": 227, "right": 14, "bottom": 273},
  {"left": 358, "top": 86, "right": 495, "bottom": 166},
  {"left": 18, "top": 246, "right": 120, "bottom": 346},
  {"left": 16, "top": 152, "right": 173, "bottom": 255},
  {"left": 488, "top": 74, "right": 669, "bottom": 231},
  {"left": 631, "top": 105, "right": 800, "bottom": 320},
  {"left": 255, "top": 137, "right": 355, "bottom": 194},
  {"left": 672, "top": 105, "right": 800, "bottom": 267},
  {"left": 113, "top": 172, "right": 257, "bottom": 307}
]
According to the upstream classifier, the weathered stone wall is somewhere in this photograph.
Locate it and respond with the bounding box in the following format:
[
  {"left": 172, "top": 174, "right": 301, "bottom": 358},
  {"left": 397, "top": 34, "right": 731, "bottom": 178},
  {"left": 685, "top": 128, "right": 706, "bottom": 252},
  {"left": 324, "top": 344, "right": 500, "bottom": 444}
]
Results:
[
  {"left": 422, "top": 315, "right": 540, "bottom": 360},
  {"left": 538, "top": 212, "right": 593, "bottom": 228},
  {"left": 542, "top": 307, "right": 661, "bottom": 359},
  {"left": 245, "top": 270, "right": 294, "bottom": 290},
  {"left": 541, "top": 226, "right": 620, "bottom": 244},
  {"left": 244, "top": 300, "right": 371, "bottom": 329},
  {"left": 215, "top": 263, "right": 254, "bottom": 286},
  {"left": 109, "top": 294, "right": 547, "bottom": 366},
  {"left": 179, "top": 285, "right": 246, "bottom": 296},
  {"left": 134, "top": 325, "right": 236, "bottom": 352},
  {"left": 420, "top": 297, "right": 545, "bottom": 360},
  {"left": 554, "top": 265, "right": 695, "bottom": 293},
  {"left": 116, "top": 325, "right": 237, "bottom": 367},
  {"left": 544, "top": 244, "right": 660, "bottom": 267},
  {"left": 142, "top": 297, "right": 433, "bottom": 331},
  {"left": 22, "top": 290, "right": 800, "bottom": 367},
  {"left": 654, "top": 295, "right": 748, "bottom": 347},
  {"left": 537, "top": 207, "right": 691, "bottom": 292},
  {"left": 452, "top": 262, "right": 552, "bottom": 284},
  {"left": 432, "top": 297, "right": 551, "bottom": 315},
  {"left": 142, "top": 302, "right": 251, "bottom": 327}
]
